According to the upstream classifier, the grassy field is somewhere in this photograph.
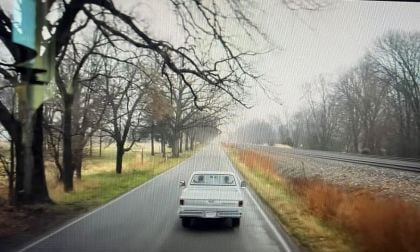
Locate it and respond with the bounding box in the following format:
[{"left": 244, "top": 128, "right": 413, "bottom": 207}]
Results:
[
  {"left": 225, "top": 147, "right": 420, "bottom": 252},
  {"left": 48, "top": 143, "right": 197, "bottom": 210},
  {"left": 0, "top": 143, "right": 198, "bottom": 240}
]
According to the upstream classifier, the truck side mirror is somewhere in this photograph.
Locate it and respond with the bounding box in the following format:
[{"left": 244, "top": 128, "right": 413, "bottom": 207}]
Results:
[
  {"left": 240, "top": 181, "right": 247, "bottom": 188},
  {"left": 179, "top": 180, "right": 186, "bottom": 187}
]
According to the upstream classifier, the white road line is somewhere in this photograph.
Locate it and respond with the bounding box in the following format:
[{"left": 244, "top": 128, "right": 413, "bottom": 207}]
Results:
[
  {"left": 223, "top": 148, "right": 292, "bottom": 252},
  {"left": 20, "top": 146, "right": 293, "bottom": 252},
  {"left": 19, "top": 157, "right": 192, "bottom": 252},
  {"left": 244, "top": 189, "right": 292, "bottom": 252}
]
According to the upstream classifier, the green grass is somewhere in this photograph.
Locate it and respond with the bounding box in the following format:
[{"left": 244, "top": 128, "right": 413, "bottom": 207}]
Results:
[
  {"left": 0, "top": 144, "right": 198, "bottom": 241},
  {"left": 2, "top": 169, "right": 155, "bottom": 237},
  {"left": 50, "top": 170, "right": 152, "bottom": 211},
  {"left": 47, "top": 145, "right": 197, "bottom": 213}
]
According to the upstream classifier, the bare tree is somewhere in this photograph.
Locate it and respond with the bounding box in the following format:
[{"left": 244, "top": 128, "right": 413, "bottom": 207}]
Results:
[
  {"left": 55, "top": 32, "right": 109, "bottom": 190},
  {"left": 1, "top": 0, "right": 276, "bottom": 201},
  {"left": 234, "top": 120, "right": 276, "bottom": 145},
  {"left": 100, "top": 55, "right": 151, "bottom": 174},
  {"left": 158, "top": 72, "right": 231, "bottom": 157},
  {"left": 144, "top": 84, "right": 173, "bottom": 156},
  {"left": 371, "top": 31, "right": 420, "bottom": 155},
  {"left": 274, "top": 31, "right": 420, "bottom": 157},
  {"left": 335, "top": 58, "right": 388, "bottom": 154},
  {"left": 303, "top": 76, "right": 339, "bottom": 150}
]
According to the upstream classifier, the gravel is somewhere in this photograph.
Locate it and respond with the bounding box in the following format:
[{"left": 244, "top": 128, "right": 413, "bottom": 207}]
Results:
[{"left": 253, "top": 150, "right": 420, "bottom": 204}]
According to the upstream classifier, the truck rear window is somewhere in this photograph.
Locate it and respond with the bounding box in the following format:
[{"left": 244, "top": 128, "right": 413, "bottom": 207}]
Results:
[{"left": 190, "top": 174, "right": 237, "bottom": 186}]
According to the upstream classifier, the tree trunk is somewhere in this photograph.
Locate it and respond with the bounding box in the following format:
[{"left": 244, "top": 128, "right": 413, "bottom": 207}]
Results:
[
  {"left": 350, "top": 112, "right": 359, "bottom": 153},
  {"left": 417, "top": 132, "right": 420, "bottom": 156},
  {"left": 73, "top": 146, "right": 83, "bottom": 180},
  {"left": 8, "top": 140, "right": 15, "bottom": 205},
  {"left": 21, "top": 111, "right": 35, "bottom": 202},
  {"left": 172, "top": 132, "right": 180, "bottom": 158},
  {"left": 417, "top": 122, "right": 420, "bottom": 156},
  {"left": 14, "top": 127, "right": 24, "bottom": 204},
  {"left": 15, "top": 105, "right": 51, "bottom": 204},
  {"left": 368, "top": 121, "right": 376, "bottom": 153},
  {"left": 99, "top": 134, "right": 102, "bottom": 157},
  {"left": 190, "top": 137, "right": 194, "bottom": 151},
  {"left": 161, "top": 135, "right": 166, "bottom": 158},
  {"left": 48, "top": 134, "right": 63, "bottom": 181},
  {"left": 17, "top": 104, "right": 51, "bottom": 204},
  {"left": 0, "top": 102, "right": 28, "bottom": 204},
  {"left": 151, "top": 128, "right": 155, "bottom": 156},
  {"left": 75, "top": 159, "right": 82, "bottom": 179},
  {"left": 62, "top": 97, "right": 74, "bottom": 192},
  {"left": 353, "top": 137, "right": 358, "bottom": 153},
  {"left": 179, "top": 133, "right": 183, "bottom": 153},
  {"left": 185, "top": 135, "right": 189, "bottom": 151},
  {"left": 89, "top": 136, "right": 93, "bottom": 157},
  {"left": 116, "top": 143, "right": 124, "bottom": 174},
  {"left": 30, "top": 105, "right": 51, "bottom": 203}
]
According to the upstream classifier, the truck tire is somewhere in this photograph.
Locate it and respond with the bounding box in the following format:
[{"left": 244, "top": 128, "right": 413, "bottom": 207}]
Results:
[
  {"left": 181, "top": 218, "right": 191, "bottom": 228},
  {"left": 232, "top": 218, "right": 240, "bottom": 227}
]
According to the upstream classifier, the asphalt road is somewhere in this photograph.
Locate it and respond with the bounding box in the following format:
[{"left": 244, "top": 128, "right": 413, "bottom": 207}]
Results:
[{"left": 19, "top": 144, "right": 298, "bottom": 252}]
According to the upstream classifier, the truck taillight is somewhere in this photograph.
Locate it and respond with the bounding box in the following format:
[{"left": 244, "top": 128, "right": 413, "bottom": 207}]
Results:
[
  {"left": 180, "top": 199, "right": 184, "bottom": 205},
  {"left": 238, "top": 200, "right": 243, "bottom": 207}
]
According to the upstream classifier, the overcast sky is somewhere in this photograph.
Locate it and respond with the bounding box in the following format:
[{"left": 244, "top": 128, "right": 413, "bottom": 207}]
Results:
[
  {"left": 238, "top": 1, "right": 420, "bottom": 125},
  {"left": 3, "top": 0, "right": 420, "bottom": 132},
  {"left": 125, "top": 0, "right": 420, "bottom": 131}
]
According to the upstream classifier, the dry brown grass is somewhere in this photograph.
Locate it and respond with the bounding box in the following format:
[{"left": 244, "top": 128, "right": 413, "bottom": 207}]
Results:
[
  {"left": 291, "top": 178, "right": 420, "bottom": 252},
  {"left": 238, "top": 149, "right": 276, "bottom": 173},
  {"left": 232, "top": 149, "right": 353, "bottom": 251},
  {"left": 232, "top": 148, "right": 420, "bottom": 252}
]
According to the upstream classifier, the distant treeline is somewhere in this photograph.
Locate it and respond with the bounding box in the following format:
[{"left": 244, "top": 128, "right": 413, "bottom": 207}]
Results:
[{"left": 238, "top": 31, "right": 420, "bottom": 157}]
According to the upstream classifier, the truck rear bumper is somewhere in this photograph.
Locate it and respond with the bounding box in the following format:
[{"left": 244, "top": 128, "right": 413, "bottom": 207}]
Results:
[{"left": 178, "top": 206, "right": 242, "bottom": 218}]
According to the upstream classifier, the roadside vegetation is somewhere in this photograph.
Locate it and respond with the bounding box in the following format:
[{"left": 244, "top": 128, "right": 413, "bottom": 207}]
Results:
[
  {"left": 291, "top": 177, "right": 420, "bottom": 252},
  {"left": 0, "top": 0, "right": 259, "bottom": 207},
  {"left": 0, "top": 144, "right": 196, "bottom": 241},
  {"left": 48, "top": 144, "right": 195, "bottom": 209},
  {"left": 225, "top": 146, "right": 420, "bottom": 252}
]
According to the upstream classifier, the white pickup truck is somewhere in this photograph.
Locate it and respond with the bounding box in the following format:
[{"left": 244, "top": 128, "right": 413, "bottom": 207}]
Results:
[{"left": 178, "top": 171, "right": 246, "bottom": 228}]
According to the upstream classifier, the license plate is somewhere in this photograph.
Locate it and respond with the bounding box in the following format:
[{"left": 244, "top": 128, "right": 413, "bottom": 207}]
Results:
[{"left": 205, "top": 211, "right": 217, "bottom": 218}]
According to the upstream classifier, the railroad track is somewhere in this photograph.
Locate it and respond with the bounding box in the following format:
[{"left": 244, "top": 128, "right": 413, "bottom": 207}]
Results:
[{"left": 235, "top": 144, "right": 420, "bottom": 173}]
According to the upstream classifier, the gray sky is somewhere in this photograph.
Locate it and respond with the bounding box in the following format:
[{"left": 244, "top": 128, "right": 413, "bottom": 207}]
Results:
[
  {"left": 124, "top": 0, "right": 420, "bottom": 131},
  {"left": 239, "top": 1, "right": 420, "bottom": 123},
  {"left": 3, "top": 0, "right": 420, "bottom": 132}
]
